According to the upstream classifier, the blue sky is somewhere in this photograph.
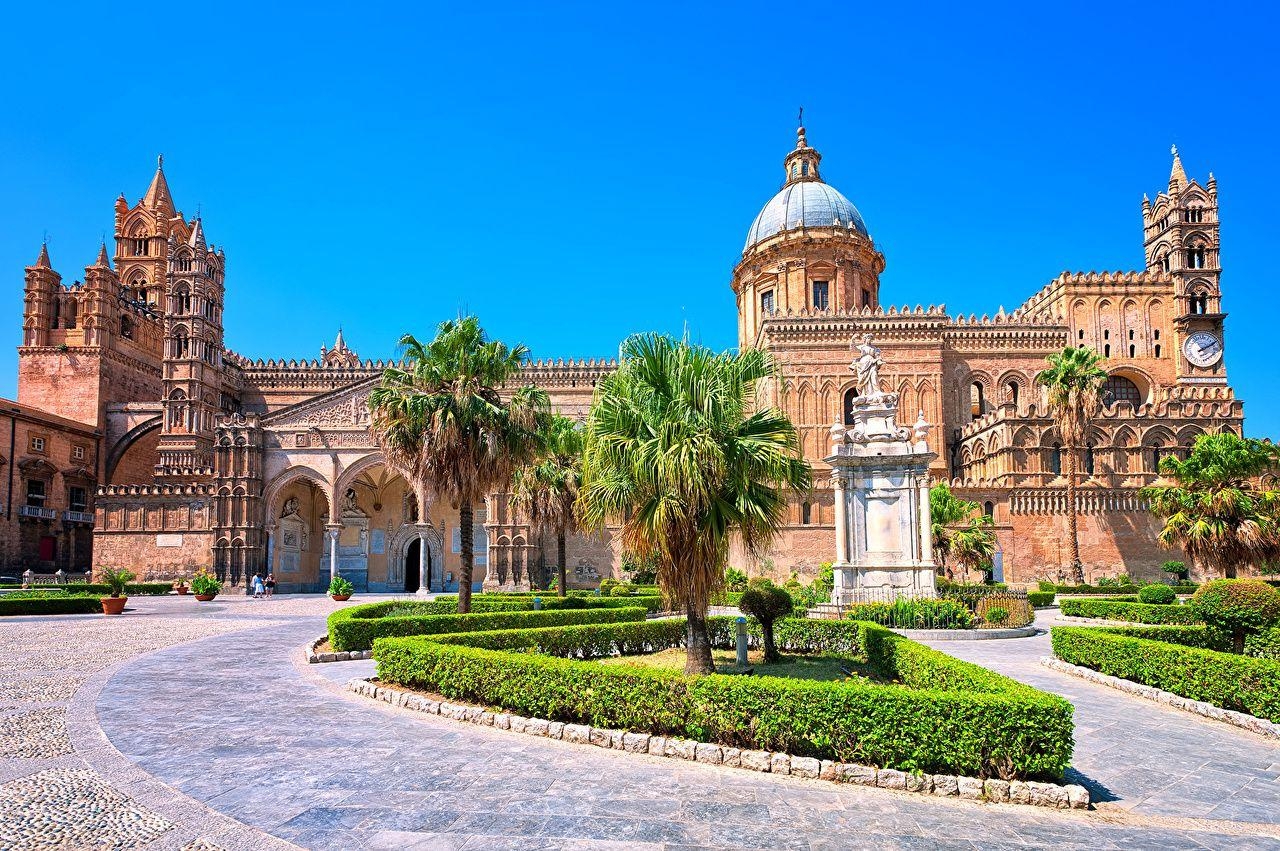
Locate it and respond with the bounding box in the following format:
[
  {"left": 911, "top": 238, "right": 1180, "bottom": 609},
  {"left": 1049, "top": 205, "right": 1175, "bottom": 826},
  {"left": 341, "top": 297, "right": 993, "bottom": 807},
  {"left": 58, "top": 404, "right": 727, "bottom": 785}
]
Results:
[{"left": 1, "top": 2, "right": 1276, "bottom": 435}]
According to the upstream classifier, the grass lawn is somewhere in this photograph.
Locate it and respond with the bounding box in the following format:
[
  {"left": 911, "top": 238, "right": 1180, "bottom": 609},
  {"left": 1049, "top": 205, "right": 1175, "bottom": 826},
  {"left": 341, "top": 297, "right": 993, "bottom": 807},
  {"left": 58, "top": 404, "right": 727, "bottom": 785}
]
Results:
[{"left": 598, "top": 647, "right": 890, "bottom": 682}]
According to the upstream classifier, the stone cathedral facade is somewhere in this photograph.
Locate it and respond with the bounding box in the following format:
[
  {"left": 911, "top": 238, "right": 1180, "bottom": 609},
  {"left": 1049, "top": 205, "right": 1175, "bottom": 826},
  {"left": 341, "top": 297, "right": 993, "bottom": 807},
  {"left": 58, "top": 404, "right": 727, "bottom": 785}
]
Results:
[{"left": 11, "top": 129, "right": 1240, "bottom": 588}]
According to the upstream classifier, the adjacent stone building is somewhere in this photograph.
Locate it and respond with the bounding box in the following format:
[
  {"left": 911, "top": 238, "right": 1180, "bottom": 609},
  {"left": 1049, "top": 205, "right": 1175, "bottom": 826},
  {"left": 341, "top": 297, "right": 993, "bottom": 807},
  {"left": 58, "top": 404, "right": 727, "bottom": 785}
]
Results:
[{"left": 13, "top": 130, "right": 1241, "bottom": 587}]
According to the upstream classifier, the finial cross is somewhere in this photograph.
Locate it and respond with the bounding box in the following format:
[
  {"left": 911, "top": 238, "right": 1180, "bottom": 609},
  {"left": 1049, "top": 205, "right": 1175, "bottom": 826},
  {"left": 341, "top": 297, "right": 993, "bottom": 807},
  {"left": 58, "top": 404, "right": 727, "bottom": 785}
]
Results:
[{"left": 797, "top": 106, "right": 803, "bottom": 126}]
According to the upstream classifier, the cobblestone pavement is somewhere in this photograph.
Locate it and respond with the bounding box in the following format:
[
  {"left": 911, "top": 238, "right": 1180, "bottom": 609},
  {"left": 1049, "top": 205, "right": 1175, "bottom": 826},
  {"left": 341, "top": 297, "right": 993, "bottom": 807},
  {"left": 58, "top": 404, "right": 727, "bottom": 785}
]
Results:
[{"left": 5, "top": 595, "right": 1280, "bottom": 850}]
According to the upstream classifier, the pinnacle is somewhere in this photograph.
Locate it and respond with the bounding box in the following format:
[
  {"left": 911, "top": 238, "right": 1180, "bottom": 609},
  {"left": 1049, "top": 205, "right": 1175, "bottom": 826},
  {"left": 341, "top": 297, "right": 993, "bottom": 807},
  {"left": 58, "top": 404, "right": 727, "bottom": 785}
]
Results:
[
  {"left": 1169, "top": 144, "right": 1187, "bottom": 189},
  {"left": 94, "top": 241, "right": 111, "bottom": 268},
  {"left": 142, "top": 155, "right": 175, "bottom": 212},
  {"left": 35, "top": 241, "right": 51, "bottom": 268}
]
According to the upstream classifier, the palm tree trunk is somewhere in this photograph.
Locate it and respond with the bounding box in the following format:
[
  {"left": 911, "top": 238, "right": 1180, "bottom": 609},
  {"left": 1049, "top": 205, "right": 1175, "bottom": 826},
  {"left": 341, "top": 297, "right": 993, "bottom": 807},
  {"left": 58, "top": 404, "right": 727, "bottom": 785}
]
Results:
[
  {"left": 1065, "top": 442, "right": 1084, "bottom": 584},
  {"left": 458, "top": 500, "right": 474, "bottom": 614},
  {"left": 556, "top": 529, "right": 567, "bottom": 597},
  {"left": 684, "top": 600, "right": 714, "bottom": 675}
]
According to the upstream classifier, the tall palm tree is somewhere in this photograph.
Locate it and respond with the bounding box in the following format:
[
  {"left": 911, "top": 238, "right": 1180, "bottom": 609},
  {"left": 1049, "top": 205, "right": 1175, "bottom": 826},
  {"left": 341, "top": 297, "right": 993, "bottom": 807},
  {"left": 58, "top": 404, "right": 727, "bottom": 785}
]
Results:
[
  {"left": 511, "top": 413, "right": 583, "bottom": 596},
  {"left": 1036, "top": 346, "right": 1108, "bottom": 584},
  {"left": 929, "top": 483, "right": 996, "bottom": 582},
  {"left": 577, "top": 334, "right": 811, "bottom": 675},
  {"left": 1143, "top": 432, "right": 1280, "bottom": 579},
  {"left": 368, "top": 317, "right": 548, "bottom": 613}
]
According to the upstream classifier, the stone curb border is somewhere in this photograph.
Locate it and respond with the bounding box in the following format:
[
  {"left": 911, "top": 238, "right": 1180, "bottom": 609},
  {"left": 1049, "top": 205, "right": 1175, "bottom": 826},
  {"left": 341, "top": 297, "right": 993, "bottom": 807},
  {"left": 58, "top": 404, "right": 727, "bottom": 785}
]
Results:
[
  {"left": 894, "top": 626, "right": 1038, "bottom": 641},
  {"left": 304, "top": 635, "right": 372, "bottom": 664},
  {"left": 345, "top": 676, "right": 1089, "bottom": 811},
  {"left": 1040, "top": 656, "right": 1280, "bottom": 740}
]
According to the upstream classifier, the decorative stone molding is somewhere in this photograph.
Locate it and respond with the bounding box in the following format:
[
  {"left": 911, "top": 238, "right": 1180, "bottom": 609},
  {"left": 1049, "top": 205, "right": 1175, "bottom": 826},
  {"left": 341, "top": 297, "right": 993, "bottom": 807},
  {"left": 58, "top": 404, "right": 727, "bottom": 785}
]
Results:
[
  {"left": 346, "top": 677, "right": 1090, "bottom": 811},
  {"left": 1040, "top": 657, "right": 1280, "bottom": 740},
  {"left": 304, "top": 636, "right": 372, "bottom": 664}
]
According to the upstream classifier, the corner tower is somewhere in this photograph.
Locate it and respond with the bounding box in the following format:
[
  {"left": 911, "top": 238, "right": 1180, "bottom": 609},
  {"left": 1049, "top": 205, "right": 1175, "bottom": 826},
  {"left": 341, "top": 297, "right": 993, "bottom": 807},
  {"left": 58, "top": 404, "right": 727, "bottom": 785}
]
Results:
[
  {"left": 732, "top": 124, "right": 884, "bottom": 348},
  {"left": 1142, "top": 146, "right": 1226, "bottom": 384}
]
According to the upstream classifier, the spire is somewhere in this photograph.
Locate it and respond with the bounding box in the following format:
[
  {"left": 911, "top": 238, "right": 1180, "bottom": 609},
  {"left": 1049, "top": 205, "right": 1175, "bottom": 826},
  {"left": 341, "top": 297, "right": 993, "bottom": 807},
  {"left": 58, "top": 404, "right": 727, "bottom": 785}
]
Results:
[
  {"left": 334, "top": 328, "right": 346, "bottom": 350},
  {"left": 94, "top": 241, "right": 111, "bottom": 268},
  {"left": 34, "top": 241, "right": 51, "bottom": 269},
  {"left": 1169, "top": 144, "right": 1187, "bottom": 191},
  {"left": 783, "top": 115, "right": 822, "bottom": 186},
  {"left": 143, "top": 154, "right": 175, "bottom": 212},
  {"left": 188, "top": 217, "right": 206, "bottom": 250}
]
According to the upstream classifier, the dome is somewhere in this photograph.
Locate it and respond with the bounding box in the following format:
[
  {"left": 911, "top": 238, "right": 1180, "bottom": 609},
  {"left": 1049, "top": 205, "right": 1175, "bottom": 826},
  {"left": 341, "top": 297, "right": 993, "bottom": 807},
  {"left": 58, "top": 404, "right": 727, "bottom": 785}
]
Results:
[{"left": 744, "top": 180, "right": 869, "bottom": 252}]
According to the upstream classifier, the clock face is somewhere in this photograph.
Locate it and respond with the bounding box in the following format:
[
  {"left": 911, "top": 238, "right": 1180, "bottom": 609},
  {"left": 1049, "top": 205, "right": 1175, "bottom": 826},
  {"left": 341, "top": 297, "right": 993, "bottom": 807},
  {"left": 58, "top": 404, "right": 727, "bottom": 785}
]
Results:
[{"left": 1183, "top": 331, "right": 1223, "bottom": 368}]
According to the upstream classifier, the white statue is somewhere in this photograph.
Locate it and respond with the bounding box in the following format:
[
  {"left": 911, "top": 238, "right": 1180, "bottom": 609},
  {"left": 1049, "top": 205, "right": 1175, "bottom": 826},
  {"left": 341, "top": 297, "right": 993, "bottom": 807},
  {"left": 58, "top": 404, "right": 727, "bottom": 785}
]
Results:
[{"left": 851, "top": 334, "right": 883, "bottom": 397}]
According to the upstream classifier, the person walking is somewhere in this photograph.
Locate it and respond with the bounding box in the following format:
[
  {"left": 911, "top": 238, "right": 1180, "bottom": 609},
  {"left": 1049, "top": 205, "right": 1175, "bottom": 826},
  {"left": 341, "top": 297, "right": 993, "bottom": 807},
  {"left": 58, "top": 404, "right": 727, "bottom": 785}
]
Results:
[
  {"left": 265, "top": 573, "right": 276, "bottom": 598},
  {"left": 251, "top": 573, "right": 265, "bottom": 599}
]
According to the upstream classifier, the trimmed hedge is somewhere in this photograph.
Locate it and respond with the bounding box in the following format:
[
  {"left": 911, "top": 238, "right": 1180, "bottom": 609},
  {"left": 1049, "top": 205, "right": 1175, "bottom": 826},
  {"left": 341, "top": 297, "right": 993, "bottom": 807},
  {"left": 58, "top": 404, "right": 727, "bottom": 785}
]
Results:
[
  {"left": 1054, "top": 584, "right": 1198, "bottom": 596},
  {"left": 1059, "top": 598, "right": 1201, "bottom": 624},
  {"left": 327, "top": 603, "right": 646, "bottom": 651},
  {"left": 1245, "top": 627, "right": 1280, "bottom": 660},
  {"left": 0, "top": 582, "right": 172, "bottom": 596},
  {"left": 375, "top": 616, "right": 1073, "bottom": 780},
  {"left": 1028, "top": 591, "right": 1055, "bottom": 608},
  {"left": 430, "top": 594, "right": 667, "bottom": 614},
  {"left": 1052, "top": 626, "right": 1280, "bottom": 723},
  {"left": 0, "top": 595, "right": 105, "bottom": 616}
]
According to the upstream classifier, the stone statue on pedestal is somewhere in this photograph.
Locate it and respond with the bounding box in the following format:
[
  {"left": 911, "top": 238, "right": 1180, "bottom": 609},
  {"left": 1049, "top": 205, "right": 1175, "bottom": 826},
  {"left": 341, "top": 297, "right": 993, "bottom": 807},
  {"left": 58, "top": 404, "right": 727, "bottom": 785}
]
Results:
[{"left": 851, "top": 334, "right": 884, "bottom": 398}]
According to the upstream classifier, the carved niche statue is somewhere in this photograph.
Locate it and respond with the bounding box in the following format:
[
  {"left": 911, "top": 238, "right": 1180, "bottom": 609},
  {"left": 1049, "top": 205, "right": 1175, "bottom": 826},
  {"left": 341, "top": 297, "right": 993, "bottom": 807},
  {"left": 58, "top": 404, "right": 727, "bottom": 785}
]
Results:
[
  {"left": 850, "top": 334, "right": 884, "bottom": 397},
  {"left": 343, "top": 487, "right": 360, "bottom": 513},
  {"left": 281, "top": 496, "right": 299, "bottom": 518}
]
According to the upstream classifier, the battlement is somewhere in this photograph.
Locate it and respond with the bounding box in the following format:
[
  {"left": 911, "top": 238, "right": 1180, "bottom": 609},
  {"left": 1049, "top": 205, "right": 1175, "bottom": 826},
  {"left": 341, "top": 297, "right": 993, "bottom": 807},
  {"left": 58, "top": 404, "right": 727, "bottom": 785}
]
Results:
[{"left": 97, "top": 481, "right": 215, "bottom": 498}]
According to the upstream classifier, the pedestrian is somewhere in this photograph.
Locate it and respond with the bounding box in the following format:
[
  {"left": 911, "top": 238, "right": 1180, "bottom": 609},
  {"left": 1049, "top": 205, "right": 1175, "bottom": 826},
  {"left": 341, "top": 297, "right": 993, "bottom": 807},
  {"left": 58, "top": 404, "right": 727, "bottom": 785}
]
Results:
[
  {"left": 265, "top": 573, "right": 276, "bottom": 598},
  {"left": 252, "top": 573, "right": 265, "bottom": 599}
]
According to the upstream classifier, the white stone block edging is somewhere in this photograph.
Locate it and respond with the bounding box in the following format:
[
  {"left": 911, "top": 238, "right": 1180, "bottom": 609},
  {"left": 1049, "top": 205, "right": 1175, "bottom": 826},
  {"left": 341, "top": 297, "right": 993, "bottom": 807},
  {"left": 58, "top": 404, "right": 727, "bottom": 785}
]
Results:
[
  {"left": 305, "top": 635, "right": 372, "bottom": 664},
  {"left": 893, "top": 626, "right": 1038, "bottom": 641},
  {"left": 1040, "top": 656, "right": 1280, "bottom": 740},
  {"left": 345, "top": 676, "right": 1089, "bottom": 811}
]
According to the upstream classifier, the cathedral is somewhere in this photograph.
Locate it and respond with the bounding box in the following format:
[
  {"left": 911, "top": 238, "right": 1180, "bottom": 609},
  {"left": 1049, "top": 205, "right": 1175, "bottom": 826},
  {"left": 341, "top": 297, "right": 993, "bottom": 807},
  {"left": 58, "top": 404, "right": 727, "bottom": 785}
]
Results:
[{"left": 10, "top": 128, "right": 1241, "bottom": 589}]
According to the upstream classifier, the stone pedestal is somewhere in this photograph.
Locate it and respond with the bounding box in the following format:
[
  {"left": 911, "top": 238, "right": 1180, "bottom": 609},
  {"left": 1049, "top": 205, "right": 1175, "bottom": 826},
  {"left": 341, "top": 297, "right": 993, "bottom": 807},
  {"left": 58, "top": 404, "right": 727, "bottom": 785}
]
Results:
[{"left": 825, "top": 393, "right": 937, "bottom": 604}]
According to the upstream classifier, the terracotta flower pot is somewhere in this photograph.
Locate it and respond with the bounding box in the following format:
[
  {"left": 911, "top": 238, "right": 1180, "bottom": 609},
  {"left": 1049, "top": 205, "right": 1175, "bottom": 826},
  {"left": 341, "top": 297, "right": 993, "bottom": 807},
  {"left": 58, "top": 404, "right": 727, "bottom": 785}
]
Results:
[
  {"left": 194, "top": 593, "right": 217, "bottom": 602},
  {"left": 101, "top": 596, "right": 127, "bottom": 615},
  {"left": 331, "top": 593, "right": 352, "bottom": 602},
  {"left": 174, "top": 586, "right": 189, "bottom": 595}
]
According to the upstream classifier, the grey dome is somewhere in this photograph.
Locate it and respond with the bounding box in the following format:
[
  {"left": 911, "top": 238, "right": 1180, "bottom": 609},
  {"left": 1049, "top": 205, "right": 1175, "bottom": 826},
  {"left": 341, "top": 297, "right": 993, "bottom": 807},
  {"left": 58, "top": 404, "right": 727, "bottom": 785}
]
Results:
[{"left": 744, "top": 181, "right": 868, "bottom": 251}]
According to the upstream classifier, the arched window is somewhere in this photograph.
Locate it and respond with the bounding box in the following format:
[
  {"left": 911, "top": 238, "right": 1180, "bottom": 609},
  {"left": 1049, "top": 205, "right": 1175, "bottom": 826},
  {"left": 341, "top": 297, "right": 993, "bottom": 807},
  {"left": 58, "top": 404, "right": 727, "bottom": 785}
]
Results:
[
  {"left": 1128, "top": 344, "right": 1136, "bottom": 358},
  {"left": 843, "top": 388, "right": 860, "bottom": 425},
  {"left": 1049, "top": 443, "right": 1063, "bottom": 477},
  {"left": 174, "top": 329, "right": 190, "bottom": 358},
  {"left": 1085, "top": 444, "right": 1096, "bottom": 476},
  {"left": 1190, "top": 292, "right": 1208, "bottom": 314},
  {"left": 1186, "top": 247, "right": 1206, "bottom": 269},
  {"left": 801, "top": 502, "right": 812, "bottom": 525},
  {"left": 50, "top": 298, "right": 61, "bottom": 329},
  {"left": 1103, "top": 344, "right": 1111, "bottom": 357},
  {"left": 1102, "top": 376, "right": 1142, "bottom": 407},
  {"left": 970, "top": 383, "right": 985, "bottom": 420},
  {"left": 120, "top": 315, "right": 134, "bottom": 339},
  {"left": 983, "top": 501, "right": 994, "bottom": 518},
  {"left": 1006, "top": 381, "right": 1020, "bottom": 408},
  {"left": 132, "top": 238, "right": 147, "bottom": 256}
]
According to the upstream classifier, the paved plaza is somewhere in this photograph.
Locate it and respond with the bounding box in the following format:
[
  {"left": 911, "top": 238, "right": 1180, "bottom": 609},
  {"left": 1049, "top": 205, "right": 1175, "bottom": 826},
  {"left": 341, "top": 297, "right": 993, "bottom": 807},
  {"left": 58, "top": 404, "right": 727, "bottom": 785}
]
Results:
[{"left": 2, "top": 597, "right": 1279, "bottom": 850}]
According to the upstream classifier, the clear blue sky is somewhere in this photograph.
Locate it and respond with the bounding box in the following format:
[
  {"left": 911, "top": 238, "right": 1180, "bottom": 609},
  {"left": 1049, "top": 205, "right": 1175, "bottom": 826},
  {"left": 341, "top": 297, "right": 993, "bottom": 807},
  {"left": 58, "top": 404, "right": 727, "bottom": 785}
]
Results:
[{"left": 1, "top": 2, "right": 1276, "bottom": 435}]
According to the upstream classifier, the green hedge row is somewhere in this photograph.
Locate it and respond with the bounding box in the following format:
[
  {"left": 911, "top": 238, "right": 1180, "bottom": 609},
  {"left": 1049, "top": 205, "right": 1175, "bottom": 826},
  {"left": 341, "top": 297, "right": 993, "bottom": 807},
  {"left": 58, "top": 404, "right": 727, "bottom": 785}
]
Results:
[
  {"left": 1059, "top": 598, "right": 1201, "bottom": 624},
  {"left": 375, "top": 617, "right": 1073, "bottom": 780},
  {"left": 0, "top": 595, "right": 105, "bottom": 616},
  {"left": 327, "top": 603, "right": 647, "bottom": 651},
  {"left": 1246, "top": 627, "right": 1280, "bottom": 660},
  {"left": 1053, "top": 583, "right": 1198, "bottom": 596},
  {"left": 428, "top": 594, "right": 667, "bottom": 614},
  {"left": 1051, "top": 626, "right": 1280, "bottom": 723},
  {"left": 1027, "top": 591, "right": 1055, "bottom": 608},
  {"left": 0, "top": 582, "right": 173, "bottom": 596}
]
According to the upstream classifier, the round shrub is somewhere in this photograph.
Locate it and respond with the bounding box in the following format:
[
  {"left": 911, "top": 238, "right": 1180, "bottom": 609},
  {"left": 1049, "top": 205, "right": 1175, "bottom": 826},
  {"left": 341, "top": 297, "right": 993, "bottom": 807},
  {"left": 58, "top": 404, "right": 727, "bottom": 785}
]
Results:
[
  {"left": 599, "top": 578, "right": 619, "bottom": 595},
  {"left": 609, "top": 584, "right": 634, "bottom": 597},
  {"left": 984, "top": 606, "right": 1009, "bottom": 625},
  {"left": 1190, "top": 579, "right": 1280, "bottom": 653},
  {"left": 738, "top": 578, "right": 794, "bottom": 662},
  {"left": 1138, "top": 583, "right": 1177, "bottom": 605}
]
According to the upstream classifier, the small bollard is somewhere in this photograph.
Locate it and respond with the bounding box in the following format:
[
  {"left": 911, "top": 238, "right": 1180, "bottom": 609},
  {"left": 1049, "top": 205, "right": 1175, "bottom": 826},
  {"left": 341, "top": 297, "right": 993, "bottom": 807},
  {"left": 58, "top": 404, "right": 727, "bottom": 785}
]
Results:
[
  {"left": 533, "top": 596, "right": 542, "bottom": 611},
  {"left": 735, "top": 616, "right": 749, "bottom": 668}
]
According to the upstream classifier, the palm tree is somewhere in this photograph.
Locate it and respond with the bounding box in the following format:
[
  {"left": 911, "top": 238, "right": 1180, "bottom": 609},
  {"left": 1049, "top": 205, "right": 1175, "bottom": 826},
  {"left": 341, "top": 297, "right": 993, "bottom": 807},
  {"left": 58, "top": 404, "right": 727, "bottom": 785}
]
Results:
[
  {"left": 1036, "top": 346, "right": 1108, "bottom": 584},
  {"left": 511, "top": 414, "right": 583, "bottom": 596},
  {"left": 929, "top": 483, "right": 996, "bottom": 583},
  {"left": 577, "top": 334, "right": 811, "bottom": 674},
  {"left": 1143, "top": 432, "right": 1280, "bottom": 579},
  {"left": 368, "top": 317, "right": 548, "bottom": 614}
]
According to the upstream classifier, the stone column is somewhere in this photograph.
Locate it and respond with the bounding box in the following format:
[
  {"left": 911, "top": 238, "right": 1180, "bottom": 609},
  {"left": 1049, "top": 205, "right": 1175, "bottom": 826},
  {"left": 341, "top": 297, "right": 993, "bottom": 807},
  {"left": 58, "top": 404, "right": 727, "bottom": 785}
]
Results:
[
  {"left": 265, "top": 525, "right": 276, "bottom": 574},
  {"left": 416, "top": 524, "right": 429, "bottom": 595},
  {"left": 917, "top": 476, "right": 934, "bottom": 566},
  {"left": 326, "top": 525, "right": 341, "bottom": 582},
  {"left": 833, "top": 469, "right": 848, "bottom": 565}
]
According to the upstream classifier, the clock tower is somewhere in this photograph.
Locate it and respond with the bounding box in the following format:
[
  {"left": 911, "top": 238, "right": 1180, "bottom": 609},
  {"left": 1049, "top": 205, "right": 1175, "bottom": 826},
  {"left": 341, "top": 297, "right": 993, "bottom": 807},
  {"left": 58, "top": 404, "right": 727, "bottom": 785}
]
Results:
[{"left": 1142, "top": 146, "right": 1227, "bottom": 384}]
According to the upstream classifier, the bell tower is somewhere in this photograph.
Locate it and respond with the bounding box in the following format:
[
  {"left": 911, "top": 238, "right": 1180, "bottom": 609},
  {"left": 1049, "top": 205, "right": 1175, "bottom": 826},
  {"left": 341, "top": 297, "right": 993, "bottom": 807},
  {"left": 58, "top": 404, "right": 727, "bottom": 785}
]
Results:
[{"left": 1142, "top": 146, "right": 1226, "bottom": 384}]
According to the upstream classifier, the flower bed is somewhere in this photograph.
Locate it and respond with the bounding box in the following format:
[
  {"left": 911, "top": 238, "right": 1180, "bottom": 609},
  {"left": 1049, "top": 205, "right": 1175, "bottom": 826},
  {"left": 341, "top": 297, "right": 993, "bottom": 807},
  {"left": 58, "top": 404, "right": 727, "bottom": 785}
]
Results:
[
  {"left": 1058, "top": 598, "right": 1201, "bottom": 624},
  {"left": 0, "top": 594, "right": 106, "bottom": 616},
  {"left": 375, "top": 616, "right": 1074, "bottom": 780},
  {"left": 1051, "top": 625, "right": 1280, "bottom": 723},
  {"left": 326, "top": 602, "right": 647, "bottom": 651}
]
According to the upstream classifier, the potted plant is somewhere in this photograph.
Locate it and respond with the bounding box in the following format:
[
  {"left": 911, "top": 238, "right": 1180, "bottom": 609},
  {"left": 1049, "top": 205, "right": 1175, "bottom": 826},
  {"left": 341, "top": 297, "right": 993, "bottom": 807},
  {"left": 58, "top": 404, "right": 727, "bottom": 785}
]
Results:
[
  {"left": 190, "top": 568, "right": 222, "bottom": 602},
  {"left": 329, "top": 575, "right": 354, "bottom": 601},
  {"left": 172, "top": 577, "right": 190, "bottom": 595},
  {"left": 101, "top": 568, "right": 135, "bottom": 615}
]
